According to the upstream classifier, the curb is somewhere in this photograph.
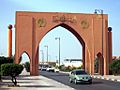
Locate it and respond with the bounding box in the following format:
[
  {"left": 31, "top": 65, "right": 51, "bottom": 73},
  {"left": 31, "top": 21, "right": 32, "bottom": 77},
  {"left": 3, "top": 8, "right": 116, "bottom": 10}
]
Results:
[{"left": 92, "top": 76, "right": 120, "bottom": 82}]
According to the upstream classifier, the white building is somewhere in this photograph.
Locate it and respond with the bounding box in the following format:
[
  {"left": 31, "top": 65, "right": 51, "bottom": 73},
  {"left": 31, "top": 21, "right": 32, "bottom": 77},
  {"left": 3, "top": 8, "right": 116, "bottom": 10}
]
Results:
[{"left": 63, "top": 59, "right": 82, "bottom": 67}]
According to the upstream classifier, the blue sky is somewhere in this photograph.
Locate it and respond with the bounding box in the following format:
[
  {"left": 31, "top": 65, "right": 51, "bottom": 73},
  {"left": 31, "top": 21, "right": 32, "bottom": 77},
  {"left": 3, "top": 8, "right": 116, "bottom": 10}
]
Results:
[{"left": 0, "top": 0, "right": 120, "bottom": 63}]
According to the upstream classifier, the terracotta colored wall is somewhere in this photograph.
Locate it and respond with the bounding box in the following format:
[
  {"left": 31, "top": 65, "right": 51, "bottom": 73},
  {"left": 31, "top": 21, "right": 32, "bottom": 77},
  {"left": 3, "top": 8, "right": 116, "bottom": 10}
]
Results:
[{"left": 15, "top": 11, "right": 109, "bottom": 75}]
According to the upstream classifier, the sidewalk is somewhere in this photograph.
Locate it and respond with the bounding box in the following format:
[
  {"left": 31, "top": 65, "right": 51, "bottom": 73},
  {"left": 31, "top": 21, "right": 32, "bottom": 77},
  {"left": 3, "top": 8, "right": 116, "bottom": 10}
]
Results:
[{"left": 0, "top": 69, "right": 75, "bottom": 90}]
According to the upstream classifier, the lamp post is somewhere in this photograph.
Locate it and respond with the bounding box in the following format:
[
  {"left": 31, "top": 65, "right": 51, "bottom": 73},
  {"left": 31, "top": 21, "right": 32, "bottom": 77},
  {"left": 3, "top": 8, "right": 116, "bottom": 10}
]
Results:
[
  {"left": 44, "top": 45, "right": 48, "bottom": 62},
  {"left": 40, "top": 50, "right": 44, "bottom": 64},
  {"left": 94, "top": 9, "right": 104, "bottom": 75},
  {"left": 55, "top": 37, "right": 60, "bottom": 66}
]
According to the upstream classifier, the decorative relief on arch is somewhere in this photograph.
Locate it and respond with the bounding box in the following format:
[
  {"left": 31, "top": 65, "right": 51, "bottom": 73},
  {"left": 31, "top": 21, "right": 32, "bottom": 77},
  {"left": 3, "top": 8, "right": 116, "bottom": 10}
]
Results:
[
  {"left": 37, "top": 18, "right": 46, "bottom": 27},
  {"left": 52, "top": 15, "right": 77, "bottom": 23},
  {"left": 80, "top": 19, "right": 89, "bottom": 29}
]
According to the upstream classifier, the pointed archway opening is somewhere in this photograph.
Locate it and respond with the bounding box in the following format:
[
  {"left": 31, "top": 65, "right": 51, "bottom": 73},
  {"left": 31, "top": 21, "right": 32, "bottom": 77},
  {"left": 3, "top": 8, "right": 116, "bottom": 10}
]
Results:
[
  {"left": 19, "top": 52, "right": 30, "bottom": 64},
  {"left": 94, "top": 56, "right": 99, "bottom": 74},
  {"left": 19, "top": 52, "right": 31, "bottom": 73},
  {"left": 94, "top": 52, "right": 104, "bottom": 75},
  {"left": 38, "top": 23, "right": 85, "bottom": 73}
]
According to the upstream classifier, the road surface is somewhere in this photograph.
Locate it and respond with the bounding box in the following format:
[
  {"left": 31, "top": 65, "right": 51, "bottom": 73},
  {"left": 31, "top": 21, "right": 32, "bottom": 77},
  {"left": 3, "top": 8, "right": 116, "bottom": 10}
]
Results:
[{"left": 40, "top": 71, "right": 120, "bottom": 90}]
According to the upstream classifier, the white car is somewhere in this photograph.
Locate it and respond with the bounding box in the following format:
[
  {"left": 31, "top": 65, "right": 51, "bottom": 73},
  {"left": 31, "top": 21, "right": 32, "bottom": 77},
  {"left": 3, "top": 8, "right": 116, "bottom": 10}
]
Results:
[
  {"left": 41, "top": 67, "right": 47, "bottom": 71},
  {"left": 54, "top": 68, "right": 59, "bottom": 72},
  {"left": 46, "top": 67, "right": 55, "bottom": 72}
]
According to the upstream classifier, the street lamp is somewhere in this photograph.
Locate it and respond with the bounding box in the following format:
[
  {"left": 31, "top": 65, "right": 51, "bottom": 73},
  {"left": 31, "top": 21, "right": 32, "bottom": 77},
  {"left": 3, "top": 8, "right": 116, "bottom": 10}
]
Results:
[
  {"left": 55, "top": 37, "right": 60, "bottom": 66},
  {"left": 94, "top": 9, "right": 104, "bottom": 75},
  {"left": 44, "top": 45, "right": 48, "bottom": 63},
  {"left": 40, "top": 50, "right": 44, "bottom": 64}
]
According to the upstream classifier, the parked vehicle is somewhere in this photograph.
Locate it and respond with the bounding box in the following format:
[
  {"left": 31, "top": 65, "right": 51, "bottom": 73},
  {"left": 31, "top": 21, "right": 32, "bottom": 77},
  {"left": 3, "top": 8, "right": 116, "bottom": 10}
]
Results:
[
  {"left": 54, "top": 68, "right": 60, "bottom": 72},
  {"left": 41, "top": 66, "right": 47, "bottom": 71},
  {"left": 69, "top": 69, "right": 92, "bottom": 84},
  {"left": 46, "top": 66, "right": 55, "bottom": 72},
  {"left": 39, "top": 64, "right": 49, "bottom": 71}
]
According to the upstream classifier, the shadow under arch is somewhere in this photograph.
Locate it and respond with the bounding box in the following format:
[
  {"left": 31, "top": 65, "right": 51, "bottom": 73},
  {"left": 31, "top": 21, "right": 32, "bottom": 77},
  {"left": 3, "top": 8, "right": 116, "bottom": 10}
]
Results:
[
  {"left": 39, "top": 23, "right": 85, "bottom": 69},
  {"left": 19, "top": 51, "right": 31, "bottom": 63}
]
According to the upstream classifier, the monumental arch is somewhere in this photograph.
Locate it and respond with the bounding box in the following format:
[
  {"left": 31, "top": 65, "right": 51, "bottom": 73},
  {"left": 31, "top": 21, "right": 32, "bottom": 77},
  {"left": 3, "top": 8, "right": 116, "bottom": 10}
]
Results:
[{"left": 15, "top": 11, "right": 112, "bottom": 75}]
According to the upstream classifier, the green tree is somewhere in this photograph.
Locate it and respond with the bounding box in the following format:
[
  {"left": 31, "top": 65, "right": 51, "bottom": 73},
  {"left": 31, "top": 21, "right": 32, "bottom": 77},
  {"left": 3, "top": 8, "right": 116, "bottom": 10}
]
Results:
[
  {"left": 0, "top": 56, "right": 14, "bottom": 81},
  {"left": 109, "top": 59, "right": 120, "bottom": 75},
  {"left": 94, "top": 57, "right": 99, "bottom": 73},
  {"left": 0, "top": 56, "right": 14, "bottom": 65},
  {"left": 1, "top": 63, "right": 23, "bottom": 86},
  {"left": 24, "top": 62, "right": 30, "bottom": 72}
]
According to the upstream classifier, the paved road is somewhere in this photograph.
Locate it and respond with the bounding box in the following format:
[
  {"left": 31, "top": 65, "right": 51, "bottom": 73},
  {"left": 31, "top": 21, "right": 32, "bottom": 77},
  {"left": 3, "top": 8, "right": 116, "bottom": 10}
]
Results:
[{"left": 40, "top": 71, "right": 120, "bottom": 90}]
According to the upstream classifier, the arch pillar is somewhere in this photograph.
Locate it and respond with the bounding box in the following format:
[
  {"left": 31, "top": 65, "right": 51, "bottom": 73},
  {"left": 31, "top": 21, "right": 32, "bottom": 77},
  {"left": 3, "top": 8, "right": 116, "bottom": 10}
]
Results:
[
  {"left": 30, "top": 47, "right": 39, "bottom": 76},
  {"left": 91, "top": 51, "right": 95, "bottom": 75},
  {"left": 108, "top": 29, "right": 112, "bottom": 64},
  {"left": 82, "top": 46, "right": 85, "bottom": 69},
  {"left": 85, "top": 46, "right": 91, "bottom": 74},
  {"left": 100, "top": 57, "right": 103, "bottom": 75},
  {"left": 8, "top": 25, "right": 12, "bottom": 57}
]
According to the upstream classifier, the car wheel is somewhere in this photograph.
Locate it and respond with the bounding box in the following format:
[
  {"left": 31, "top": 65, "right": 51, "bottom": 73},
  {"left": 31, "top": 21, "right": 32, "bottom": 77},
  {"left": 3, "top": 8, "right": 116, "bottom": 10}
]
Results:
[
  {"left": 74, "top": 79, "right": 78, "bottom": 84},
  {"left": 69, "top": 78, "right": 72, "bottom": 83}
]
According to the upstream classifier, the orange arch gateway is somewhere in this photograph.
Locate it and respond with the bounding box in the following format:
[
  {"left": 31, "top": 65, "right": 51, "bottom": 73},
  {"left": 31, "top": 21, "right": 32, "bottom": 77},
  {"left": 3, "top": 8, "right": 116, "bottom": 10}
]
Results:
[{"left": 15, "top": 11, "right": 112, "bottom": 75}]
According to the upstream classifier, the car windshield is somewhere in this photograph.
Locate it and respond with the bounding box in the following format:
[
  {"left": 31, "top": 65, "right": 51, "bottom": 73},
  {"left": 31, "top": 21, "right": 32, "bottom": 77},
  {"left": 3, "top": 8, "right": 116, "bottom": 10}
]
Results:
[{"left": 75, "top": 70, "right": 87, "bottom": 75}]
